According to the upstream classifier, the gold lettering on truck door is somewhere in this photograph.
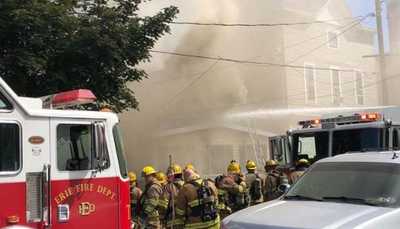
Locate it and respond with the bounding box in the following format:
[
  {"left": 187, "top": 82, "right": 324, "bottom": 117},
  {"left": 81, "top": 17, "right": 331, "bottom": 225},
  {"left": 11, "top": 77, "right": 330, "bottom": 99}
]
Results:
[{"left": 78, "top": 202, "right": 96, "bottom": 216}]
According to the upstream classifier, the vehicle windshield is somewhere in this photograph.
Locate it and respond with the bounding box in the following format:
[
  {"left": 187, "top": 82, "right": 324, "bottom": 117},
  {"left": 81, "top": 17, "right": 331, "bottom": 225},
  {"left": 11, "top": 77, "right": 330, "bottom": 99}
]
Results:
[
  {"left": 292, "top": 131, "right": 329, "bottom": 164},
  {"left": 332, "top": 128, "right": 385, "bottom": 156},
  {"left": 113, "top": 124, "right": 128, "bottom": 178},
  {"left": 292, "top": 128, "right": 386, "bottom": 163},
  {"left": 287, "top": 162, "right": 400, "bottom": 207}
]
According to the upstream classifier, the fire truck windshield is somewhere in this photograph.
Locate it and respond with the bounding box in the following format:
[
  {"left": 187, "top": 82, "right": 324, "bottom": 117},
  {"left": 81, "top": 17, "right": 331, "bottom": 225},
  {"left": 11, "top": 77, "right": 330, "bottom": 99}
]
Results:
[
  {"left": 293, "top": 131, "right": 329, "bottom": 164},
  {"left": 292, "top": 128, "right": 386, "bottom": 164},
  {"left": 332, "top": 128, "right": 385, "bottom": 156}
]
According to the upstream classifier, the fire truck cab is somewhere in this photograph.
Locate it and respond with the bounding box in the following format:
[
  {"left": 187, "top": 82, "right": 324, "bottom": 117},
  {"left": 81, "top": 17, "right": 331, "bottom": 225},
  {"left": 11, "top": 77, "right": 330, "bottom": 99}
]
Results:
[
  {"left": 270, "top": 107, "right": 400, "bottom": 167},
  {"left": 0, "top": 78, "right": 130, "bottom": 229}
]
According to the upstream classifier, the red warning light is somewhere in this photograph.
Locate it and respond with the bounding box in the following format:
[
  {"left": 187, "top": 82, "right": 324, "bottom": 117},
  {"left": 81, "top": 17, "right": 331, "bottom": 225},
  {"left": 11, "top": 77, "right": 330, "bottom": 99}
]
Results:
[
  {"left": 42, "top": 89, "right": 96, "bottom": 109},
  {"left": 367, "top": 113, "right": 378, "bottom": 120}
]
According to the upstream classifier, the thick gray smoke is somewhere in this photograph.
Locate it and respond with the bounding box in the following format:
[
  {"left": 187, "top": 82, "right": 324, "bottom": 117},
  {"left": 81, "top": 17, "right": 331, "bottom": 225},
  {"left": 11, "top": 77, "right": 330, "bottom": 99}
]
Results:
[{"left": 119, "top": 0, "right": 396, "bottom": 177}]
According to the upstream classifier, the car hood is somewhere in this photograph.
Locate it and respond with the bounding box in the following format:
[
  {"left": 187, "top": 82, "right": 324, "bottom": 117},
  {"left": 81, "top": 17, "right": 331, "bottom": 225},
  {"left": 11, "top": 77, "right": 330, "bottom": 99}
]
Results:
[{"left": 223, "top": 200, "right": 394, "bottom": 229}]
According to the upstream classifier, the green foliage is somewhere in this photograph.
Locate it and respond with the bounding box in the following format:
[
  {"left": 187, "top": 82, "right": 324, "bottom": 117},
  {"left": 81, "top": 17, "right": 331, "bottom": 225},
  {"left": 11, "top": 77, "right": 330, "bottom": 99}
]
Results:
[{"left": 0, "top": 0, "right": 178, "bottom": 112}]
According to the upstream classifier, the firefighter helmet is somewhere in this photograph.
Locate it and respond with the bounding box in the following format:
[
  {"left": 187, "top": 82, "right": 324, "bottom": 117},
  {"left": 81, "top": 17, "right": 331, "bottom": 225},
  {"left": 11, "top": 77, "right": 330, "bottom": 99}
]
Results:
[
  {"left": 169, "top": 164, "right": 183, "bottom": 175},
  {"left": 297, "top": 159, "right": 310, "bottom": 166},
  {"left": 265, "top": 160, "right": 278, "bottom": 167},
  {"left": 185, "top": 163, "right": 195, "bottom": 171},
  {"left": 156, "top": 172, "right": 167, "bottom": 185},
  {"left": 246, "top": 160, "right": 257, "bottom": 170},
  {"left": 142, "top": 166, "right": 157, "bottom": 177},
  {"left": 128, "top": 171, "right": 137, "bottom": 182},
  {"left": 227, "top": 160, "right": 241, "bottom": 174}
]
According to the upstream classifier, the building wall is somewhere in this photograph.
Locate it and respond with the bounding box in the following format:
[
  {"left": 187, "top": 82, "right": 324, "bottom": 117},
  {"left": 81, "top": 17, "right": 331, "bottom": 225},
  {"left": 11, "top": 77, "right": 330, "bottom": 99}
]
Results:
[
  {"left": 383, "top": 0, "right": 400, "bottom": 106},
  {"left": 283, "top": 7, "right": 379, "bottom": 107}
]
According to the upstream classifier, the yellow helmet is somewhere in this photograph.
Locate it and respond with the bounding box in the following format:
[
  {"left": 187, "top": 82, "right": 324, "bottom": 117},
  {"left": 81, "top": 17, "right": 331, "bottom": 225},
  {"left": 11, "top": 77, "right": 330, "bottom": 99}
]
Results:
[
  {"left": 227, "top": 160, "right": 241, "bottom": 174},
  {"left": 297, "top": 159, "right": 310, "bottom": 166},
  {"left": 265, "top": 160, "right": 278, "bottom": 167},
  {"left": 185, "top": 163, "right": 195, "bottom": 171},
  {"left": 128, "top": 172, "right": 137, "bottom": 182},
  {"left": 246, "top": 160, "right": 257, "bottom": 170},
  {"left": 168, "top": 164, "right": 183, "bottom": 175},
  {"left": 142, "top": 166, "right": 157, "bottom": 177},
  {"left": 156, "top": 172, "right": 167, "bottom": 184}
]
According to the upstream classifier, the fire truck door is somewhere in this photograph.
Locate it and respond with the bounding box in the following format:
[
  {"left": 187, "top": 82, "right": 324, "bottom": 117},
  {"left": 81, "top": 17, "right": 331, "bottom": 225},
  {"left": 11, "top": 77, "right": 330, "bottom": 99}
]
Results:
[{"left": 49, "top": 119, "right": 119, "bottom": 229}]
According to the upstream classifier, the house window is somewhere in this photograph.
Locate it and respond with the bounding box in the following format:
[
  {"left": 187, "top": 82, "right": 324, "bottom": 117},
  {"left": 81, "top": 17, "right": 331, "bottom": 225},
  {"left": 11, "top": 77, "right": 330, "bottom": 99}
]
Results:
[
  {"left": 304, "top": 64, "right": 316, "bottom": 103},
  {"left": 331, "top": 68, "right": 341, "bottom": 105},
  {"left": 327, "top": 31, "right": 339, "bottom": 48},
  {"left": 355, "top": 71, "right": 364, "bottom": 105}
]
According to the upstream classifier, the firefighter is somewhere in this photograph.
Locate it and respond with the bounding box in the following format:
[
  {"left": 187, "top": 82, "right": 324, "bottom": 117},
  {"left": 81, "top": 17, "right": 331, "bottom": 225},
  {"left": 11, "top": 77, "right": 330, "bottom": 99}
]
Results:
[
  {"left": 290, "top": 159, "right": 310, "bottom": 184},
  {"left": 159, "top": 164, "right": 185, "bottom": 229},
  {"left": 244, "top": 160, "right": 264, "bottom": 205},
  {"left": 175, "top": 167, "right": 220, "bottom": 229},
  {"left": 216, "top": 160, "right": 249, "bottom": 213},
  {"left": 129, "top": 172, "right": 143, "bottom": 228},
  {"left": 263, "top": 160, "right": 288, "bottom": 202},
  {"left": 139, "top": 166, "right": 164, "bottom": 229}
]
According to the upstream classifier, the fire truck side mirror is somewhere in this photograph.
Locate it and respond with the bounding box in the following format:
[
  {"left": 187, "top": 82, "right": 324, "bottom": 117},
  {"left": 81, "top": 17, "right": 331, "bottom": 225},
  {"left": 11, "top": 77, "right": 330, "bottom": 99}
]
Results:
[{"left": 94, "top": 122, "right": 109, "bottom": 172}]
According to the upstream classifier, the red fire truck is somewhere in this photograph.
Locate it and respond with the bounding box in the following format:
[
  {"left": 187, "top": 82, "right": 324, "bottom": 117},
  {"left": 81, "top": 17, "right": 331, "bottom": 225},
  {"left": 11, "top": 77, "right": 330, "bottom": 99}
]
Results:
[
  {"left": 269, "top": 107, "right": 400, "bottom": 166},
  {"left": 0, "top": 78, "right": 130, "bottom": 228}
]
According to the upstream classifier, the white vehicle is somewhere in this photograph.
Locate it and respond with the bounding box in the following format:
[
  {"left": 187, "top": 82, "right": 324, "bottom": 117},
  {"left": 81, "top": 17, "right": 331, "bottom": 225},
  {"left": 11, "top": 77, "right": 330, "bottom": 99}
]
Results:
[
  {"left": 223, "top": 151, "right": 400, "bottom": 229},
  {"left": 0, "top": 78, "right": 131, "bottom": 229},
  {"left": 269, "top": 108, "right": 400, "bottom": 166}
]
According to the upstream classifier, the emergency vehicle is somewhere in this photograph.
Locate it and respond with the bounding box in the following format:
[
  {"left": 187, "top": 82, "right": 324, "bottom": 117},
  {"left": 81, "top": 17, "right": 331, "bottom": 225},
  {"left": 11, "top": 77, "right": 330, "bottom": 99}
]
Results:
[
  {"left": 269, "top": 107, "right": 400, "bottom": 166},
  {"left": 0, "top": 78, "right": 130, "bottom": 228}
]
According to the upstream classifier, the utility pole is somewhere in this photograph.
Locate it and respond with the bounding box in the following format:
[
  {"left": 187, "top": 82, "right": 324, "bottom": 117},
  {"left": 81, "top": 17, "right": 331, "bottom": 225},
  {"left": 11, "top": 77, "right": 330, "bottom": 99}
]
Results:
[{"left": 375, "top": 0, "right": 387, "bottom": 105}]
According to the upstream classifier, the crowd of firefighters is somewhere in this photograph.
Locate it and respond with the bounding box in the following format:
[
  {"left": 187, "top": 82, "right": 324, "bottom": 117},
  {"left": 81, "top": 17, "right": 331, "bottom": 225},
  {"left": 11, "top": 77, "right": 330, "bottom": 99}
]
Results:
[{"left": 128, "top": 159, "right": 310, "bottom": 229}]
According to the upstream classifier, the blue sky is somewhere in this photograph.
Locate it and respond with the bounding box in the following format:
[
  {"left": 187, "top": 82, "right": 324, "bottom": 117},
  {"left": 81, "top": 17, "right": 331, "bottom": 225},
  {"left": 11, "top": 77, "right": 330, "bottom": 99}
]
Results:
[{"left": 346, "top": 0, "right": 390, "bottom": 51}]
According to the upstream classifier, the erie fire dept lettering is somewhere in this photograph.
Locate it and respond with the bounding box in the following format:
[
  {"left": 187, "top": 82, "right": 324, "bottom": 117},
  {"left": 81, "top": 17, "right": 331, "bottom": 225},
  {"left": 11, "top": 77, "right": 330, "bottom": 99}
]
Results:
[{"left": 54, "top": 183, "right": 117, "bottom": 205}]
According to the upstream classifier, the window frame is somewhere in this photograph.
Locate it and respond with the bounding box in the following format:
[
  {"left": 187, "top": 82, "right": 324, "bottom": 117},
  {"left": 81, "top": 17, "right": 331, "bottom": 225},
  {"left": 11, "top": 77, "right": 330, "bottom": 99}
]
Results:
[
  {"left": 56, "top": 122, "right": 109, "bottom": 172},
  {"left": 354, "top": 70, "right": 365, "bottom": 105},
  {"left": 0, "top": 120, "right": 22, "bottom": 176},
  {"left": 330, "top": 66, "right": 342, "bottom": 105},
  {"left": 327, "top": 30, "right": 339, "bottom": 49},
  {"left": 304, "top": 63, "right": 317, "bottom": 104}
]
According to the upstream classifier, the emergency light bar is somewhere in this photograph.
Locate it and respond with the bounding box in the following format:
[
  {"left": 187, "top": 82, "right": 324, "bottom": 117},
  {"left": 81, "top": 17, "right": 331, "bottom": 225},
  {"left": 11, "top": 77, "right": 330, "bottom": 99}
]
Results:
[
  {"left": 299, "top": 112, "right": 382, "bottom": 129},
  {"left": 41, "top": 89, "right": 96, "bottom": 109}
]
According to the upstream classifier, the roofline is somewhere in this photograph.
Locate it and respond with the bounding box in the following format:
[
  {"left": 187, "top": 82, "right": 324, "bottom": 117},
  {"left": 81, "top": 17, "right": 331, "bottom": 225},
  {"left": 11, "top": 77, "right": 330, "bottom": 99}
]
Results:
[{"left": 0, "top": 77, "right": 119, "bottom": 122}]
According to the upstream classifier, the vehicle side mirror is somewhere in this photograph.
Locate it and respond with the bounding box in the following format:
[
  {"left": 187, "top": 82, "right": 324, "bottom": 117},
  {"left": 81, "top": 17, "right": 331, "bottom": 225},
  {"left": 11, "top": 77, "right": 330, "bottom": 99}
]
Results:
[
  {"left": 94, "top": 122, "right": 109, "bottom": 171},
  {"left": 278, "top": 184, "right": 291, "bottom": 194}
]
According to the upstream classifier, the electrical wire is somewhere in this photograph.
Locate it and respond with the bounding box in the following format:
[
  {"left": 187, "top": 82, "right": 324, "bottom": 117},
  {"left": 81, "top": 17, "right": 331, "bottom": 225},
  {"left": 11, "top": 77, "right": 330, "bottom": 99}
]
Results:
[
  {"left": 171, "top": 15, "right": 367, "bottom": 27},
  {"left": 288, "top": 13, "right": 374, "bottom": 63},
  {"left": 162, "top": 60, "right": 220, "bottom": 109},
  {"left": 150, "top": 50, "right": 374, "bottom": 74}
]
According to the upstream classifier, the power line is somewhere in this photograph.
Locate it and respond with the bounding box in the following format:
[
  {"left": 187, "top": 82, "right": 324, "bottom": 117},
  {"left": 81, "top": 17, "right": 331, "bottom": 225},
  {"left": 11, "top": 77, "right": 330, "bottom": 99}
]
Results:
[
  {"left": 162, "top": 60, "right": 220, "bottom": 109},
  {"left": 171, "top": 15, "right": 367, "bottom": 27},
  {"left": 150, "top": 50, "right": 374, "bottom": 74}
]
